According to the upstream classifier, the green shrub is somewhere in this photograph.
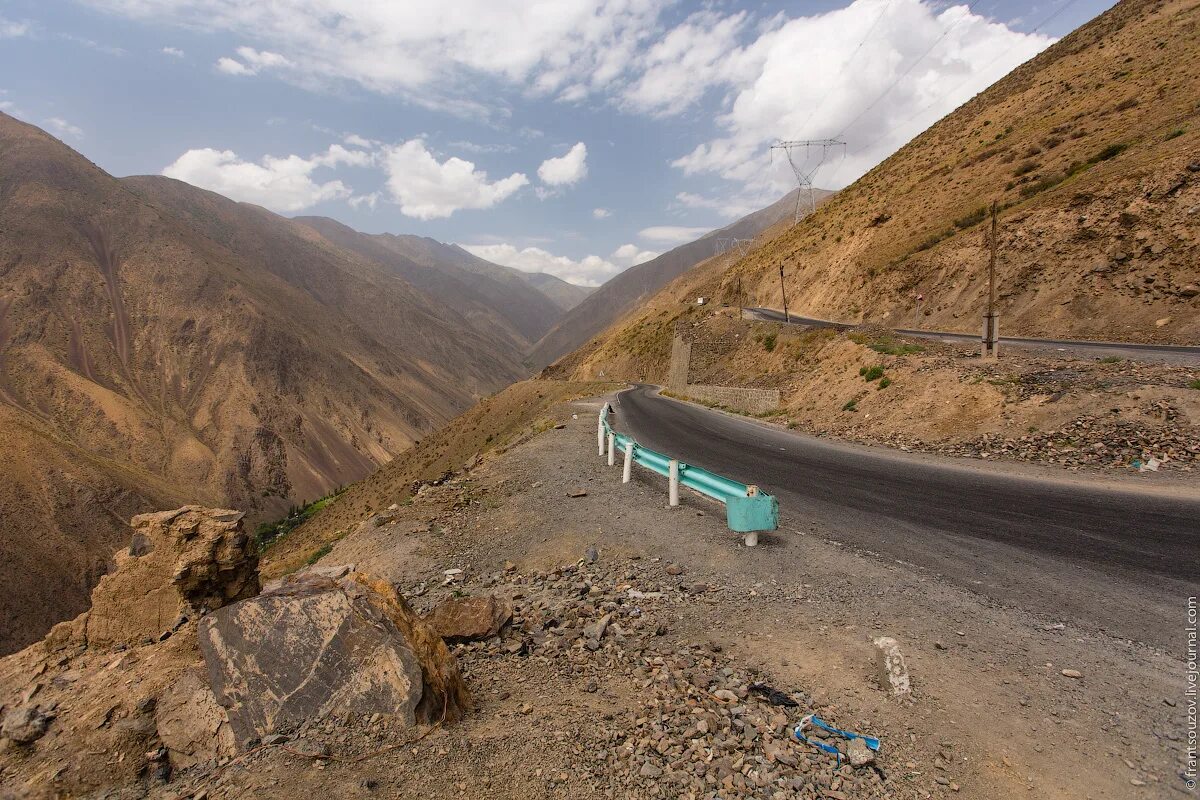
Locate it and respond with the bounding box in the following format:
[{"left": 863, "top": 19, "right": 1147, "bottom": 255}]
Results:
[
  {"left": 878, "top": 377, "right": 892, "bottom": 390},
  {"left": 305, "top": 543, "right": 334, "bottom": 565},
  {"left": 1099, "top": 355, "right": 1122, "bottom": 364},
  {"left": 1188, "top": 379, "right": 1200, "bottom": 390},
  {"left": 1091, "top": 143, "right": 1127, "bottom": 163},
  {"left": 1166, "top": 128, "right": 1185, "bottom": 141},
  {"left": 863, "top": 365, "right": 884, "bottom": 382},
  {"left": 1013, "top": 160, "right": 1040, "bottom": 177},
  {"left": 1020, "top": 173, "right": 1065, "bottom": 199},
  {"left": 953, "top": 206, "right": 989, "bottom": 230},
  {"left": 842, "top": 399, "right": 858, "bottom": 412},
  {"left": 762, "top": 333, "right": 777, "bottom": 352}
]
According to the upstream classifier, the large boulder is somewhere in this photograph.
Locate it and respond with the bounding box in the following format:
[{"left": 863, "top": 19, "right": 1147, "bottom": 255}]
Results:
[
  {"left": 198, "top": 568, "right": 469, "bottom": 748},
  {"left": 85, "top": 507, "right": 259, "bottom": 647},
  {"left": 425, "top": 595, "right": 512, "bottom": 642}
]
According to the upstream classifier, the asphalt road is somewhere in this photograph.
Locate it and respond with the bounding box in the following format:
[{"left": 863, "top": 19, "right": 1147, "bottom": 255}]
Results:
[
  {"left": 746, "top": 307, "right": 1200, "bottom": 365},
  {"left": 612, "top": 385, "right": 1199, "bottom": 649}
]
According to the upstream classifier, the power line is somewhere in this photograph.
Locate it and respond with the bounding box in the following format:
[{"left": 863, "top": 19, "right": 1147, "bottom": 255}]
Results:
[
  {"left": 793, "top": 0, "right": 894, "bottom": 138},
  {"left": 836, "top": 0, "right": 982, "bottom": 138},
  {"left": 854, "top": 0, "right": 1084, "bottom": 156}
]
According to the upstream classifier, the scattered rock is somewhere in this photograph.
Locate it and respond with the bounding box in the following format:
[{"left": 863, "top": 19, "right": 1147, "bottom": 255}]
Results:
[
  {"left": 1, "top": 704, "right": 54, "bottom": 744},
  {"left": 846, "top": 737, "right": 875, "bottom": 768},
  {"left": 872, "top": 636, "right": 912, "bottom": 697},
  {"left": 1061, "top": 669, "right": 1083, "bottom": 679},
  {"left": 568, "top": 490, "right": 588, "bottom": 498},
  {"left": 425, "top": 595, "right": 513, "bottom": 643}
]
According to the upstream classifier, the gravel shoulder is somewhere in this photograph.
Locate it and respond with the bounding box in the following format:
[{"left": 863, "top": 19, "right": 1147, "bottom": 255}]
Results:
[{"left": 189, "top": 394, "right": 1189, "bottom": 800}]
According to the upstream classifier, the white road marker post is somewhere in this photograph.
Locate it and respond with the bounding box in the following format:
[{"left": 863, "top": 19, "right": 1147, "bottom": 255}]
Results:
[
  {"left": 607, "top": 433, "right": 615, "bottom": 467},
  {"left": 743, "top": 485, "right": 761, "bottom": 547},
  {"left": 668, "top": 460, "right": 680, "bottom": 507},
  {"left": 622, "top": 442, "right": 634, "bottom": 483},
  {"left": 597, "top": 407, "right": 606, "bottom": 456}
]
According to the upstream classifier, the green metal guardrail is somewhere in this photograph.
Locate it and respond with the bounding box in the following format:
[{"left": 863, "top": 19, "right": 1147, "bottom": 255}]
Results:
[{"left": 598, "top": 402, "right": 779, "bottom": 544}]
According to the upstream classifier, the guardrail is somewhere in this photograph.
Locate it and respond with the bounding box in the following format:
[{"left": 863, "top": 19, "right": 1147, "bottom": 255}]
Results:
[{"left": 598, "top": 402, "right": 779, "bottom": 545}]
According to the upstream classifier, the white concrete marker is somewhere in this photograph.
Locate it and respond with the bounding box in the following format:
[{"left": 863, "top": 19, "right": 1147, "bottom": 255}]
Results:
[
  {"left": 607, "top": 433, "right": 615, "bottom": 467},
  {"left": 622, "top": 442, "right": 634, "bottom": 483},
  {"left": 668, "top": 460, "right": 680, "bottom": 507},
  {"left": 597, "top": 412, "right": 605, "bottom": 456}
]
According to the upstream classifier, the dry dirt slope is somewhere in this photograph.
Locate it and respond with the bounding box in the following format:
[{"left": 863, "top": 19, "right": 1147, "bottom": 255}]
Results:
[
  {"left": 0, "top": 113, "right": 541, "bottom": 654},
  {"left": 717, "top": 0, "right": 1198, "bottom": 344}
]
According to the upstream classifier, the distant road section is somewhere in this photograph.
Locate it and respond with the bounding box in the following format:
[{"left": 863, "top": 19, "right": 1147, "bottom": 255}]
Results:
[
  {"left": 611, "top": 385, "right": 1199, "bottom": 649},
  {"left": 745, "top": 307, "right": 1200, "bottom": 365}
]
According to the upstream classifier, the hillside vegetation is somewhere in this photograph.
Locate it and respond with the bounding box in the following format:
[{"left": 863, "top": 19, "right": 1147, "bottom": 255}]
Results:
[
  {"left": 566, "top": 0, "right": 1199, "bottom": 393},
  {"left": 724, "top": 0, "right": 1199, "bottom": 343}
]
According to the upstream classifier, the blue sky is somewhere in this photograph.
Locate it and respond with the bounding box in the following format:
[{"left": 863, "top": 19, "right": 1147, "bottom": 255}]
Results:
[{"left": 1, "top": 0, "right": 1116, "bottom": 285}]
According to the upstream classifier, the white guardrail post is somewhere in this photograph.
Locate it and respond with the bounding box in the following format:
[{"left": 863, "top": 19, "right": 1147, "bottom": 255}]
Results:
[
  {"left": 622, "top": 441, "right": 634, "bottom": 483},
  {"left": 668, "top": 459, "right": 680, "bottom": 507},
  {"left": 607, "top": 432, "right": 615, "bottom": 466},
  {"left": 597, "top": 404, "right": 607, "bottom": 456}
]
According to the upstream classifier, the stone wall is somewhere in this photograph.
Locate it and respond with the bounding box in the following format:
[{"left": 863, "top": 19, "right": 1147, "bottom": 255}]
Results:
[
  {"left": 668, "top": 331, "right": 779, "bottom": 415},
  {"left": 682, "top": 384, "right": 781, "bottom": 415}
]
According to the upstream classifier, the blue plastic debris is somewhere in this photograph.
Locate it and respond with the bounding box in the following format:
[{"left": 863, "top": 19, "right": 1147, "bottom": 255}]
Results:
[{"left": 793, "top": 714, "right": 881, "bottom": 767}]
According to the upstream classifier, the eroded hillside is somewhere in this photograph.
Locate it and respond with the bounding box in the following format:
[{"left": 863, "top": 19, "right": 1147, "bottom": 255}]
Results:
[
  {"left": 0, "top": 113, "right": 539, "bottom": 652},
  {"left": 719, "top": 0, "right": 1197, "bottom": 343}
]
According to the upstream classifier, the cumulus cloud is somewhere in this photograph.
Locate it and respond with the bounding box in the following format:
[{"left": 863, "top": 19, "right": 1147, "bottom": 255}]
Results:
[
  {"left": 161, "top": 46, "right": 184, "bottom": 57},
  {"left": 669, "top": 0, "right": 1054, "bottom": 193},
  {"left": 84, "top": 0, "right": 666, "bottom": 112},
  {"left": 381, "top": 139, "right": 528, "bottom": 220},
  {"left": 537, "top": 142, "right": 588, "bottom": 187},
  {"left": 592, "top": 208, "right": 611, "bottom": 219},
  {"left": 216, "top": 46, "right": 291, "bottom": 76},
  {"left": 638, "top": 226, "right": 710, "bottom": 245},
  {"left": 162, "top": 143, "right": 371, "bottom": 212},
  {"left": 461, "top": 241, "right": 658, "bottom": 287},
  {"left": 45, "top": 117, "right": 84, "bottom": 139}
]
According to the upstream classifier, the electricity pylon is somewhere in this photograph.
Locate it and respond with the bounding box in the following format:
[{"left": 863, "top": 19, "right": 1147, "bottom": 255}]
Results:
[{"left": 770, "top": 138, "right": 846, "bottom": 223}]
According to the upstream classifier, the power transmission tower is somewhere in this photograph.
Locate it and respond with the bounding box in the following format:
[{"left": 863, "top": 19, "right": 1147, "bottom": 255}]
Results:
[{"left": 770, "top": 138, "right": 847, "bottom": 223}]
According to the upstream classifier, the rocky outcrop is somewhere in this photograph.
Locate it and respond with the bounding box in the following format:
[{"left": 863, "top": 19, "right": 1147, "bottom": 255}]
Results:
[
  {"left": 83, "top": 506, "right": 259, "bottom": 647},
  {"left": 154, "top": 669, "right": 236, "bottom": 768},
  {"left": 425, "top": 595, "right": 512, "bottom": 642},
  {"left": 198, "top": 567, "right": 469, "bottom": 748}
]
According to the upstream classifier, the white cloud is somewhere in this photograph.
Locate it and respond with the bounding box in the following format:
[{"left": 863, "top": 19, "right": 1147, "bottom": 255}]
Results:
[
  {"left": 670, "top": 0, "right": 1054, "bottom": 193},
  {"left": 216, "top": 46, "right": 290, "bottom": 76},
  {"left": 161, "top": 46, "right": 184, "bottom": 57},
  {"left": 612, "top": 243, "right": 659, "bottom": 265},
  {"left": 0, "top": 16, "right": 30, "bottom": 38},
  {"left": 85, "top": 0, "right": 667, "bottom": 112},
  {"left": 161, "top": 143, "right": 370, "bottom": 212},
  {"left": 592, "top": 208, "right": 611, "bottom": 219},
  {"left": 461, "top": 241, "right": 658, "bottom": 287},
  {"left": 348, "top": 192, "right": 380, "bottom": 210},
  {"left": 216, "top": 56, "right": 252, "bottom": 75},
  {"left": 639, "top": 226, "right": 710, "bottom": 245},
  {"left": 45, "top": 117, "right": 84, "bottom": 139},
  {"left": 381, "top": 139, "right": 528, "bottom": 220},
  {"left": 537, "top": 142, "right": 588, "bottom": 187}
]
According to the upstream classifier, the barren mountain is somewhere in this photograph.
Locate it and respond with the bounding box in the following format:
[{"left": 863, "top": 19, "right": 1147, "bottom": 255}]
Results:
[
  {"left": 291, "top": 218, "right": 567, "bottom": 347},
  {"left": 717, "top": 0, "right": 1199, "bottom": 343},
  {"left": 516, "top": 270, "right": 594, "bottom": 312},
  {"left": 526, "top": 188, "right": 828, "bottom": 368},
  {"left": 0, "top": 113, "right": 532, "bottom": 653}
]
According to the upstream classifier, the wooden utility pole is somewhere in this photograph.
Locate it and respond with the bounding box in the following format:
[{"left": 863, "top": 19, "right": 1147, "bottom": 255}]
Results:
[
  {"left": 982, "top": 201, "right": 1000, "bottom": 359},
  {"left": 778, "top": 262, "right": 790, "bottom": 324}
]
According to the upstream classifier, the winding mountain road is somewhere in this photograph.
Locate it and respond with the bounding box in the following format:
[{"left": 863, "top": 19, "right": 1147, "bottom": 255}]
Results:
[
  {"left": 745, "top": 307, "right": 1200, "bottom": 365},
  {"left": 611, "top": 385, "right": 1199, "bottom": 649}
]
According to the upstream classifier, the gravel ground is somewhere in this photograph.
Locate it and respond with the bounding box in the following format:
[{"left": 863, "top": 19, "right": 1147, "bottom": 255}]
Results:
[{"left": 188, "top": 396, "right": 1188, "bottom": 800}]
